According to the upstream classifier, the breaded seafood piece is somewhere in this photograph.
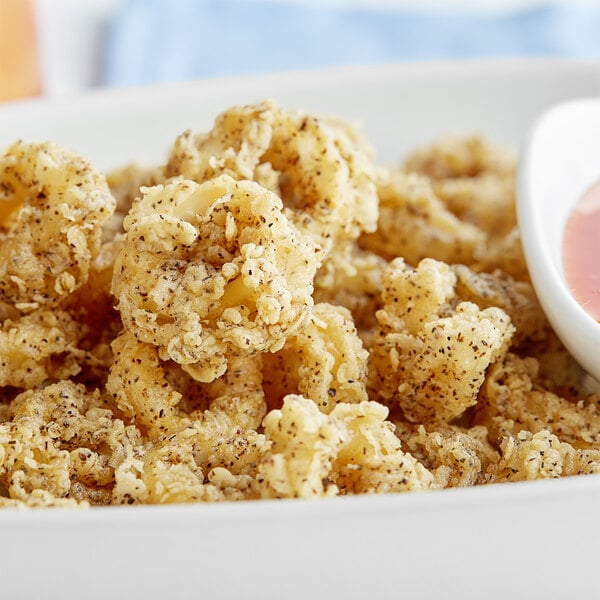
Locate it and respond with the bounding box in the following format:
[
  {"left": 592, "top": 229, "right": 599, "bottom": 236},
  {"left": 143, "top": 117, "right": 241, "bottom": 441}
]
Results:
[
  {"left": 452, "top": 264, "right": 551, "bottom": 348},
  {"left": 313, "top": 240, "right": 386, "bottom": 331},
  {"left": 403, "top": 135, "right": 525, "bottom": 278},
  {"left": 360, "top": 169, "right": 485, "bottom": 266},
  {"left": 0, "top": 140, "right": 115, "bottom": 309},
  {"left": 167, "top": 101, "right": 276, "bottom": 184},
  {"left": 133, "top": 410, "right": 268, "bottom": 504},
  {"left": 107, "top": 334, "right": 269, "bottom": 504},
  {"left": 472, "top": 226, "right": 529, "bottom": 282},
  {"left": 404, "top": 134, "right": 515, "bottom": 182},
  {"left": 258, "top": 395, "right": 433, "bottom": 498},
  {"left": 0, "top": 489, "right": 87, "bottom": 508},
  {"left": 107, "top": 330, "right": 268, "bottom": 436},
  {"left": 0, "top": 309, "right": 82, "bottom": 389},
  {"left": 166, "top": 100, "right": 378, "bottom": 254},
  {"left": 398, "top": 423, "right": 499, "bottom": 488},
  {"left": 106, "top": 331, "right": 188, "bottom": 438},
  {"left": 488, "top": 430, "right": 600, "bottom": 483},
  {"left": 62, "top": 237, "right": 125, "bottom": 386},
  {"left": 104, "top": 162, "right": 164, "bottom": 241},
  {"left": 112, "top": 175, "right": 322, "bottom": 382},
  {"left": 329, "top": 400, "right": 434, "bottom": 495},
  {"left": 115, "top": 420, "right": 266, "bottom": 505},
  {"left": 262, "top": 302, "right": 369, "bottom": 414},
  {"left": 368, "top": 257, "right": 514, "bottom": 424},
  {"left": 165, "top": 351, "right": 267, "bottom": 432},
  {"left": 0, "top": 381, "right": 142, "bottom": 505},
  {"left": 404, "top": 135, "right": 517, "bottom": 255},
  {"left": 476, "top": 353, "right": 600, "bottom": 449},
  {"left": 432, "top": 171, "right": 516, "bottom": 238},
  {"left": 188, "top": 352, "right": 267, "bottom": 431},
  {"left": 106, "top": 328, "right": 269, "bottom": 503}
]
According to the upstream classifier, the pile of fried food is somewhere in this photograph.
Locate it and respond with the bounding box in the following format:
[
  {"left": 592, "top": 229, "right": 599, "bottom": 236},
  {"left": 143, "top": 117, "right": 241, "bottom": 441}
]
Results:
[{"left": 1, "top": 100, "right": 600, "bottom": 508}]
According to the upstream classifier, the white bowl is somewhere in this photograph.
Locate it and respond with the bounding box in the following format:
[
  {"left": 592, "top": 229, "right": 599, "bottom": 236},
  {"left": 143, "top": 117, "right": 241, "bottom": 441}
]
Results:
[
  {"left": 518, "top": 98, "right": 600, "bottom": 381},
  {"left": 2, "top": 60, "right": 600, "bottom": 600}
]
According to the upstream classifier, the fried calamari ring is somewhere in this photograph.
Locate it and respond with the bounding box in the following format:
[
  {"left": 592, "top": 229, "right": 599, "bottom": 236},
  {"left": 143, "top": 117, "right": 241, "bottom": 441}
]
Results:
[
  {"left": 0, "top": 381, "right": 141, "bottom": 505},
  {"left": 397, "top": 423, "right": 499, "bottom": 488},
  {"left": 404, "top": 135, "right": 517, "bottom": 241},
  {"left": 0, "top": 309, "right": 82, "bottom": 389},
  {"left": 402, "top": 135, "right": 524, "bottom": 277},
  {"left": 166, "top": 100, "right": 378, "bottom": 254},
  {"left": 258, "top": 395, "right": 433, "bottom": 499},
  {"left": 359, "top": 170, "right": 485, "bottom": 266},
  {"left": 475, "top": 353, "right": 600, "bottom": 449},
  {"left": 106, "top": 331, "right": 186, "bottom": 438},
  {"left": 488, "top": 430, "right": 600, "bottom": 483},
  {"left": 0, "top": 141, "right": 116, "bottom": 309},
  {"left": 313, "top": 240, "right": 386, "bottom": 331},
  {"left": 262, "top": 302, "right": 369, "bottom": 414},
  {"left": 403, "top": 134, "right": 515, "bottom": 182},
  {"left": 104, "top": 162, "right": 164, "bottom": 241},
  {"left": 107, "top": 329, "right": 267, "bottom": 436},
  {"left": 112, "top": 175, "right": 321, "bottom": 382},
  {"left": 368, "top": 257, "right": 515, "bottom": 424},
  {"left": 107, "top": 331, "right": 269, "bottom": 503}
]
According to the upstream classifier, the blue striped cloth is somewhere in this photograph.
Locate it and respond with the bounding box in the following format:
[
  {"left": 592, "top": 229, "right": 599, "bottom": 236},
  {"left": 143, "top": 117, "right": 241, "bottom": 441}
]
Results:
[{"left": 102, "top": 0, "right": 600, "bottom": 86}]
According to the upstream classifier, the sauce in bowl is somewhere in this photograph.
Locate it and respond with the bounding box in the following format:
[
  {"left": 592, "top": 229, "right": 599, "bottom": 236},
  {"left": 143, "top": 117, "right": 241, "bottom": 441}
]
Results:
[{"left": 563, "top": 180, "right": 600, "bottom": 323}]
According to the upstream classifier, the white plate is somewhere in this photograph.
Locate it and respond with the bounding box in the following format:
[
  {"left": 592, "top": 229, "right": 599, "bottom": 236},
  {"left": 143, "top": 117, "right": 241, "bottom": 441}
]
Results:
[{"left": 2, "top": 60, "right": 600, "bottom": 600}]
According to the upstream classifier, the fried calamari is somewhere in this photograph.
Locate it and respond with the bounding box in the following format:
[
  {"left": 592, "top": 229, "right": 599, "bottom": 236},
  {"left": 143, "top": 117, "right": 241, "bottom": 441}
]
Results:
[
  {"left": 0, "top": 141, "right": 115, "bottom": 309},
  {"left": 2, "top": 102, "right": 598, "bottom": 509}
]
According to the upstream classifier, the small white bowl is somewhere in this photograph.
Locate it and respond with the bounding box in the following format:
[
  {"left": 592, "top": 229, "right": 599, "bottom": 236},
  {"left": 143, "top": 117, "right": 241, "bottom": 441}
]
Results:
[{"left": 518, "top": 98, "right": 600, "bottom": 382}]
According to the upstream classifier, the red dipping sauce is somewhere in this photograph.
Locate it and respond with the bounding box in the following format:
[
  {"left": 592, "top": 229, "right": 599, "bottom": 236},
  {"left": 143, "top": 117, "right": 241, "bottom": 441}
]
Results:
[{"left": 563, "top": 180, "right": 600, "bottom": 322}]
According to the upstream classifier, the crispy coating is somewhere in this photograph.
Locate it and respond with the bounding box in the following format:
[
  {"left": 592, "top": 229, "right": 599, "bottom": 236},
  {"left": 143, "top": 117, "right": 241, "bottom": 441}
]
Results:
[
  {"left": 0, "top": 490, "right": 87, "bottom": 508},
  {"left": 106, "top": 331, "right": 187, "bottom": 438},
  {"left": 452, "top": 264, "right": 550, "bottom": 349},
  {"left": 329, "top": 400, "right": 433, "bottom": 495},
  {"left": 431, "top": 172, "right": 516, "bottom": 239},
  {"left": 0, "top": 309, "right": 82, "bottom": 388},
  {"left": 403, "top": 135, "right": 525, "bottom": 279},
  {"left": 473, "top": 226, "right": 529, "bottom": 282},
  {"left": 115, "top": 416, "right": 268, "bottom": 505},
  {"left": 404, "top": 134, "right": 515, "bottom": 182},
  {"left": 0, "top": 381, "right": 142, "bottom": 505},
  {"left": 313, "top": 240, "right": 386, "bottom": 331},
  {"left": 403, "top": 134, "right": 516, "bottom": 242},
  {"left": 476, "top": 353, "right": 600, "bottom": 450},
  {"left": 0, "top": 141, "right": 115, "bottom": 309},
  {"left": 105, "top": 330, "right": 269, "bottom": 503},
  {"left": 62, "top": 237, "right": 125, "bottom": 387},
  {"left": 360, "top": 169, "right": 485, "bottom": 266},
  {"left": 166, "top": 100, "right": 378, "bottom": 254},
  {"left": 107, "top": 329, "right": 268, "bottom": 438},
  {"left": 368, "top": 258, "right": 514, "bottom": 424},
  {"left": 112, "top": 175, "right": 322, "bottom": 382},
  {"left": 398, "top": 423, "right": 499, "bottom": 488},
  {"left": 188, "top": 352, "right": 267, "bottom": 430},
  {"left": 258, "top": 395, "right": 433, "bottom": 498},
  {"left": 488, "top": 430, "right": 600, "bottom": 483},
  {"left": 107, "top": 333, "right": 269, "bottom": 504},
  {"left": 262, "top": 302, "right": 369, "bottom": 414},
  {"left": 104, "top": 162, "right": 164, "bottom": 241}
]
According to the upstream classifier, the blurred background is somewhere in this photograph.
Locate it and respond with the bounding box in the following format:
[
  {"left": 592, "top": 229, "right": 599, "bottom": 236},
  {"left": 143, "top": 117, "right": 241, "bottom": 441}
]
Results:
[{"left": 2, "top": 0, "right": 600, "bottom": 102}]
